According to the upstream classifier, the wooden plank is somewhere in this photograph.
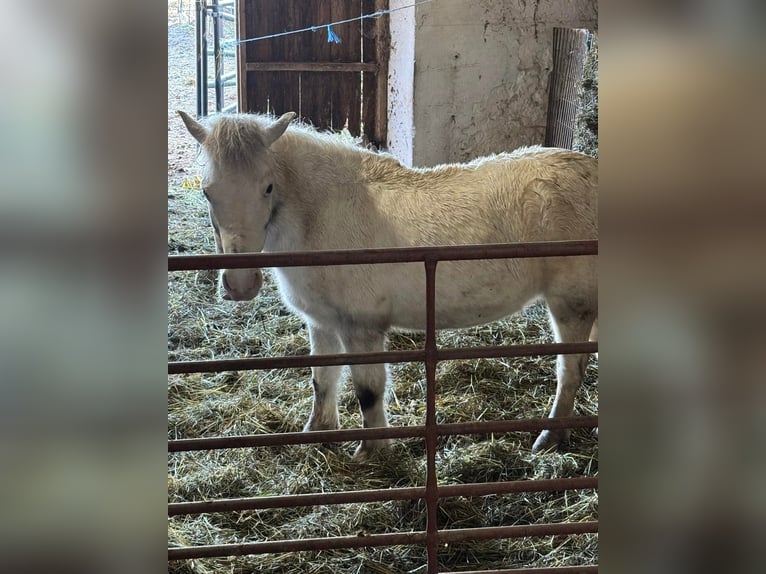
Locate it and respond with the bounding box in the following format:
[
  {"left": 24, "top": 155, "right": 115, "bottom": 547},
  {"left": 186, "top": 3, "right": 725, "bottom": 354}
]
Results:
[
  {"left": 373, "top": 0, "right": 389, "bottom": 146},
  {"left": 346, "top": 70, "right": 362, "bottom": 135},
  {"left": 239, "top": 0, "right": 387, "bottom": 140},
  {"left": 246, "top": 62, "right": 377, "bottom": 73},
  {"left": 246, "top": 70, "right": 269, "bottom": 113},
  {"left": 331, "top": 1, "right": 363, "bottom": 134},
  {"left": 334, "top": 71, "right": 361, "bottom": 132},
  {"left": 361, "top": 0, "right": 376, "bottom": 143},
  {"left": 361, "top": 0, "right": 388, "bottom": 146},
  {"left": 249, "top": 0, "right": 276, "bottom": 63},
  {"left": 302, "top": 71, "right": 332, "bottom": 130},
  {"left": 246, "top": 71, "right": 301, "bottom": 115}
]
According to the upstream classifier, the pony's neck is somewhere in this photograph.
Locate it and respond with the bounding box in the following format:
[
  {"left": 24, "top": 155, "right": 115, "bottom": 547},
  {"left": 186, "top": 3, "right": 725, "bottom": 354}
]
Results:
[{"left": 262, "top": 130, "right": 362, "bottom": 252}]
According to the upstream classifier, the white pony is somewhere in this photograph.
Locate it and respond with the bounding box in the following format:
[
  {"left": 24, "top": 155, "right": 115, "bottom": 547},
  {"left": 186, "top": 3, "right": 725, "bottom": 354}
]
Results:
[{"left": 179, "top": 111, "right": 597, "bottom": 458}]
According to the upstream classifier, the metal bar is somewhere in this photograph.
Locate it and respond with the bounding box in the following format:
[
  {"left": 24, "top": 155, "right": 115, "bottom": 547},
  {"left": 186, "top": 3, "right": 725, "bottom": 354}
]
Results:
[
  {"left": 168, "top": 240, "right": 598, "bottom": 271},
  {"left": 235, "top": 0, "right": 246, "bottom": 111},
  {"left": 168, "top": 239, "right": 599, "bottom": 563},
  {"left": 439, "top": 341, "right": 597, "bottom": 362},
  {"left": 211, "top": 70, "right": 237, "bottom": 84},
  {"left": 211, "top": 0, "right": 224, "bottom": 112},
  {"left": 196, "top": 0, "right": 208, "bottom": 117},
  {"left": 424, "top": 259, "right": 439, "bottom": 574},
  {"left": 168, "top": 416, "right": 598, "bottom": 452},
  {"left": 207, "top": 75, "right": 237, "bottom": 88},
  {"left": 438, "top": 476, "right": 597, "bottom": 499},
  {"left": 168, "top": 349, "right": 422, "bottom": 374},
  {"left": 440, "top": 566, "right": 597, "bottom": 574},
  {"left": 168, "top": 521, "right": 597, "bottom": 561},
  {"left": 438, "top": 521, "right": 599, "bottom": 544},
  {"left": 169, "top": 530, "right": 429, "bottom": 560},
  {"left": 168, "top": 342, "right": 596, "bottom": 375},
  {"left": 246, "top": 61, "right": 378, "bottom": 73},
  {"left": 168, "top": 477, "right": 597, "bottom": 516},
  {"left": 169, "top": 486, "right": 427, "bottom": 516},
  {"left": 436, "top": 416, "right": 598, "bottom": 438},
  {"left": 208, "top": 48, "right": 237, "bottom": 57},
  {"left": 169, "top": 424, "right": 424, "bottom": 452}
]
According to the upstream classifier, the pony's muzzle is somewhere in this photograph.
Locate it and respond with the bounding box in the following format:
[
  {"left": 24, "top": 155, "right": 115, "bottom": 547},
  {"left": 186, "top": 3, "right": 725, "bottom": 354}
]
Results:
[{"left": 221, "top": 268, "right": 263, "bottom": 301}]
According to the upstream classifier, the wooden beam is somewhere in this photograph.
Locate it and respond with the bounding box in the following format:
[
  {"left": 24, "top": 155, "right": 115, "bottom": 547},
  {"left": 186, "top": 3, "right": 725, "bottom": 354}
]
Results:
[
  {"left": 245, "top": 62, "right": 378, "bottom": 73},
  {"left": 373, "top": 0, "right": 390, "bottom": 146}
]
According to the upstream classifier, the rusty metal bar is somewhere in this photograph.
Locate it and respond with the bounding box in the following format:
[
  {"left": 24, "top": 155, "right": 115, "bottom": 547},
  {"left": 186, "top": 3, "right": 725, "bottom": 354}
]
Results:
[
  {"left": 441, "top": 566, "right": 597, "bottom": 574},
  {"left": 168, "top": 477, "right": 597, "bottom": 516},
  {"left": 168, "top": 348, "right": 423, "bottom": 374},
  {"left": 424, "top": 259, "right": 440, "bottom": 574},
  {"left": 169, "top": 486, "right": 427, "bottom": 516},
  {"left": 438, "top": 521, "right": 598, "bottom": 544},
  {"left": 169, "top": 239, "right": 599, "bottom": 566},
  {"left": 437, "top": 341, "right": 596, "bottom": 362},
  {"left": 168, "top": 341, "right": 597, "bottom": 375},
  {"left": 168, "top": 415, "right": 598, "bottom": 452},
  {"left": 168, "top": 240, "right": 598, "bottom": 271},
  {"left": 168, "top": 521, "right": 597, "bottom": 560},
  {"left": 435, "top": 415, "right": 599, "bottom": 438},
  {"left": 169, "top": 424, "right": 422, "bottom": 451},
  {"left": 169, "top": 530, "right": 428, "bottom": 560},
  {"left": 438, "top": 476, "right": 597, "bottom": 499}
]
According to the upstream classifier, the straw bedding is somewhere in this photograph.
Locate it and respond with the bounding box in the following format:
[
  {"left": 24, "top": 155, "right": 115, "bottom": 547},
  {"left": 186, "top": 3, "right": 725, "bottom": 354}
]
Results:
[{"left": 168, "top": 183, "right": 598, "bottom": 573}]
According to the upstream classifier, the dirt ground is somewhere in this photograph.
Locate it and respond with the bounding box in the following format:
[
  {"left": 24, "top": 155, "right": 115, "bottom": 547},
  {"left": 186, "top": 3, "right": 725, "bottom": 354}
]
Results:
[
  {"left": 167, "top": 20, "right": 197, "bottom": 190},
  {"left": 168, "top": 0, "right": 236, "bottom": 193}
]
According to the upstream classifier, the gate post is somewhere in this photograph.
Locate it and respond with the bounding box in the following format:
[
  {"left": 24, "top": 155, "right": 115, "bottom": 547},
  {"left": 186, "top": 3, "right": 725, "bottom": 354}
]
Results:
[{"left": 196, "top": 0, "right": 209, "bottom": 117}]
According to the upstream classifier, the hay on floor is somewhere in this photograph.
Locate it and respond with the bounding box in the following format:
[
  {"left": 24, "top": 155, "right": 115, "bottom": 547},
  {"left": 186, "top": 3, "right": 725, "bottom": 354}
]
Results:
[{"left": 168, "top": 165, "right": 598, "bottom": 574}]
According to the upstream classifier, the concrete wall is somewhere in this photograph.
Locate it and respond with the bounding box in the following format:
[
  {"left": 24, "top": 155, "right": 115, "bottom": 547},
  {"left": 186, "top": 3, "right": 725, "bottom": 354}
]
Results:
[
  {"left": 387, "top": 0, "right": 416, "bottom": 166},
  {"left": 387, "top": 0, "right": 597, "bottom": 167}
]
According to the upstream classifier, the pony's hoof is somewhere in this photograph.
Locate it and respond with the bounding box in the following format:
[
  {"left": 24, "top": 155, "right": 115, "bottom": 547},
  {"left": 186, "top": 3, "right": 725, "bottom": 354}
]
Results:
[
  {"left": 352, "top": 439, "right": 393, "bottom": 461},
  {"left": 532, "top": 429, "right": 569, "bottom": 454},
  {"left": 303, "top": 418, "right": 339, "bottom": 433}
]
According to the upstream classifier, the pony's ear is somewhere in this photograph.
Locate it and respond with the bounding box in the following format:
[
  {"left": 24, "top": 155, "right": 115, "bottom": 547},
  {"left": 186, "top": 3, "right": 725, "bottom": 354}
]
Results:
[
  {"left": 178, "top": 110, "right": 207, "bottom": 144},
  {"left": 264, "top": 112, "right": 297, "bottom": 147}
]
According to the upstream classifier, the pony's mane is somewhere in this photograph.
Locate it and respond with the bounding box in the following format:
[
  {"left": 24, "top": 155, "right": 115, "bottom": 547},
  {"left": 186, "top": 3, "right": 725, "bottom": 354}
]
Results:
[
  {"left": 203, "top": 113, "right": 376, "bottom": 169},
  {"left": 203, "top": 114, "right": 272, "bottom": 169}
]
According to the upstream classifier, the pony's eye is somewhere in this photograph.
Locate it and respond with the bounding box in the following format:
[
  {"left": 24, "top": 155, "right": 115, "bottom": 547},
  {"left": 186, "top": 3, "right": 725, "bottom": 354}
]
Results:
[{"left": 265, "top": 184, "right": 273, "bottom": 195}]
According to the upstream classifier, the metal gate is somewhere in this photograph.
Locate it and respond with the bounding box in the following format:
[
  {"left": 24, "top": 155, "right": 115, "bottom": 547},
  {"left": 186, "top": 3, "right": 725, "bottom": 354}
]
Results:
[
  {"left": 236, "top": 0, "right": 389, "bottom": 146},
  {"left": 168, "top": 240, "right": 599, "bottom": 573},
  {"left": 195, "top": 0, "right": 238, "bottom": 116}
]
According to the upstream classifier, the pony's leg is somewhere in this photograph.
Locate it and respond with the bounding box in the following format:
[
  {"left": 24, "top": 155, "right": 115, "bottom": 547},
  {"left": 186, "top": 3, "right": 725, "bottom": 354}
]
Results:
[
  {"left": 304, "top": 324, "right": 343, "bottom": 432},
  {"left": 533, "top": 296, "right": 596, "bottom": 453},
  {"left": 338, "top": 328, "right": 391, "bottom": 458}
]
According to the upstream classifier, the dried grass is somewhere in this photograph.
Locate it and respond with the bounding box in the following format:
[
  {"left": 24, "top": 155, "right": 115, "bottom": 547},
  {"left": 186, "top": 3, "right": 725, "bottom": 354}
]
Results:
[{"left": 168, "top": 164, "right": 598, "bottom": 574}]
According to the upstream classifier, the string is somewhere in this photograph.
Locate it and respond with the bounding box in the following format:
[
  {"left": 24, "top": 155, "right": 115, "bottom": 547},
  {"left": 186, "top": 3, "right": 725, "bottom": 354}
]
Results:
[
  {"left": 230, "top": 0, "right": 432, "bottom": 46},
  {"left": 326, "top": 25, "right": 342, "bottom": 44}
]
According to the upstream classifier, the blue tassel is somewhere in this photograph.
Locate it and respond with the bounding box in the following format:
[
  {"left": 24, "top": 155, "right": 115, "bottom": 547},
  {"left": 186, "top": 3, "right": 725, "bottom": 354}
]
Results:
[{"left": 326, "top": 25, "right": 341, "bottom": 43}]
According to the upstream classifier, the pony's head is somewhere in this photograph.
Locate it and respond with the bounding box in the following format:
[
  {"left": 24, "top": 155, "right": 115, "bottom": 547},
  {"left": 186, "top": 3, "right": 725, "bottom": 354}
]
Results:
[{"left": 178, "top": 110, "right": 296, "bottom": 300}]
